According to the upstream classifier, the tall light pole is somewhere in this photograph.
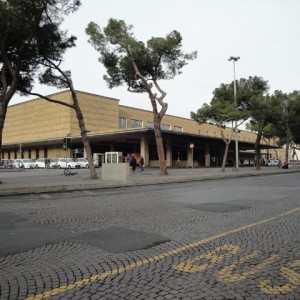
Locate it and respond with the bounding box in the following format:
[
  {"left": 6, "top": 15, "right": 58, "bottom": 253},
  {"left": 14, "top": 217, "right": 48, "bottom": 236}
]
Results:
[{"left": 228, "top": 56, "right": 240, "bottom": 170}]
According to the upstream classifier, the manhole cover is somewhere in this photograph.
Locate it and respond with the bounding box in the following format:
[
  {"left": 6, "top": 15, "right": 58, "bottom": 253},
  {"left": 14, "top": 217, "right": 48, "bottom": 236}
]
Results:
[
  {"left": 0, "top": 212, "right": 70, "bottom": 256},
  {"left": 190, "top": 203, "right": 250, "bottom": 213},
  {"left": 71, "top": 227, "right": 170, "bottom": 253}
]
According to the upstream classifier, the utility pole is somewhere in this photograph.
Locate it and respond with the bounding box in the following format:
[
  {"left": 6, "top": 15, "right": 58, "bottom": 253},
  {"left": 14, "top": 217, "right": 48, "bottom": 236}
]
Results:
[{"left": 228, "top": 56, "right": 240, "bottom": 170}]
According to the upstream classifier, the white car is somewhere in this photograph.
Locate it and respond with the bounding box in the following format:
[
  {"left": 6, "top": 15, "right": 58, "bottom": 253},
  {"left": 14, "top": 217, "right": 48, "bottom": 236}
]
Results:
[
  {"left": 75, "top": 158, "right": 99, "bottom": 168},
  {"left": 14, "top": 159, "right": 36, "bottom": 169},
  {"left": 35, "top": 158, "right": 48, "bottom": 168},
  {"left": 57, "top": 158, "right": 80, "bottom": 169},
  {"left": 76, "top": 158, "right": 89, "bottom": 168},
  {"left": 266, "top": 159, "right": 280, "bottom": 167},
  {"left": 49, "top": 158, "right": 59, "bottom": 168}
]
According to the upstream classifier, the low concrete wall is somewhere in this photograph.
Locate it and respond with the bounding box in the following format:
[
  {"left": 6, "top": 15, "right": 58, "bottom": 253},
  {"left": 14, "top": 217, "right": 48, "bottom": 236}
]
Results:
[{"left": 102, "top": 163, "right": 130, "bottom": 181}]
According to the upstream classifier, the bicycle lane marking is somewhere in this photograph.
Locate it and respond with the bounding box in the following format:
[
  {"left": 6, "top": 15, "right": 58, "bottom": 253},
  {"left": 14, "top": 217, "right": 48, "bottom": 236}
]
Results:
[{"left": 25, "top": 206, "right": 300, "bottom": 300}]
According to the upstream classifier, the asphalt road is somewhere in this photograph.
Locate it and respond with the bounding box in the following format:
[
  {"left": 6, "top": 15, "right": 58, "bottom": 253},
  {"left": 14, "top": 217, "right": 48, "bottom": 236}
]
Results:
[{"left": 0, "top": 173, "right": 299, "bottom": 299}]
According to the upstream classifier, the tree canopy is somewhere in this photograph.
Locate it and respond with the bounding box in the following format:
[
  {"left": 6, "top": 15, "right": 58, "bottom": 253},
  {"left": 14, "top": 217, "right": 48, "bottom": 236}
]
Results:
[
  {"left": 0, "top": 0, "right": 80, "bottom": 156},
  {"left": 86, "top": 19, "right": 197, "bottom": 92},
  {"left": 0, "top": 0, "right": 79, "bottom": 96},
  {"left": 86, "top": 18, "right": 197, "bottom": 174},
  {"left": 191, "top": 76, "right": 272, "bottom": 170}
]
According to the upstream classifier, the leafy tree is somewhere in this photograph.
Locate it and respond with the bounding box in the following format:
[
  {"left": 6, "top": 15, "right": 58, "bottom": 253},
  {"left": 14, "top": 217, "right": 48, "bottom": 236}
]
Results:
[
  {"left": 0, "top": 0, "right": 80, "bottom": 158},
  {"left": 267, "top": 90, "right": 300, "bottom": 167},
  {"left": 234, "top": 76, "right": 270, "bottom": 170},
  {"left": 243, "top": 94, "right": 277, "bottom": 169},
  {"left": 86, "top": 19, "right": 197, "bottom": 175},
  {"left": 192, "top": 76, "right": 271, "bottom": 171},
  {"left": 191, "top": 85, "right": 248, "bottom": 172},
  {"left": 288, "top": 91, "right": 300, "bottom": 144},
  {"left": 0, "top": 0, "right": 97, "bottom": 179}
]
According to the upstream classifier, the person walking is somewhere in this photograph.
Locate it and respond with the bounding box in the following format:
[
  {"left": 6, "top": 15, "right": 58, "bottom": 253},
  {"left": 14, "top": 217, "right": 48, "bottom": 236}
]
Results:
[
  {"left": 130, "top": 155, "right": 137, "bottom": 174},
  {"left": 139, "top": 155, "right": 144, "bottom": 172}
]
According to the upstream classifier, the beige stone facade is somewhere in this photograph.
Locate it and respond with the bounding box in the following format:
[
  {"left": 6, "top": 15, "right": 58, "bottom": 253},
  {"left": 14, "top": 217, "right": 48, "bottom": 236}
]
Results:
[{"left": 2, "top": 90, "right": 279, "bottom": 167}]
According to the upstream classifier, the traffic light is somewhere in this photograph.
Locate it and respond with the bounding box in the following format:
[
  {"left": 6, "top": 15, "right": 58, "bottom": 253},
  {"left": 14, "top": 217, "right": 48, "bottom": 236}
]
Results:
[{"left": 63, "top": 138, "right": 71, "bottom": 150}]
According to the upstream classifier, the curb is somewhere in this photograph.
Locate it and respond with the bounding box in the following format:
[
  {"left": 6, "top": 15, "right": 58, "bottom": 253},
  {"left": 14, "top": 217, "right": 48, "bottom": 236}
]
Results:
[{"left": 0, "top": 168, "right": 299, "bottom": 196}]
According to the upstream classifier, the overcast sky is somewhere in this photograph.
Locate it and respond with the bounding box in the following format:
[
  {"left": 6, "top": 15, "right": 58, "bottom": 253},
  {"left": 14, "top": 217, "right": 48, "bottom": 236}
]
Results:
[{"left": 11, "top": 0, "right": 300, "bottom": 119}]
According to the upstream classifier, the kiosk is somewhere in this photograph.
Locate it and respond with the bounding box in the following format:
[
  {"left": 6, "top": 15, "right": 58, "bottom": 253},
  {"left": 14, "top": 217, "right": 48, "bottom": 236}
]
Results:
[{"left": 102, "top": 152, "right": 129, "bottom": 181}]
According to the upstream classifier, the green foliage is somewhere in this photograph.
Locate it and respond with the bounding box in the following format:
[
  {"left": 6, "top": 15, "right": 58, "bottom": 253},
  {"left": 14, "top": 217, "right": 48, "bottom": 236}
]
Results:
[
  {"left": 191, "top": 77, "right": 265, "bottom": 127},
  {"left": 0, "top": 0, "right": 80, "bottom": 96},
  {"left": 268, "top": 90, "right": 300, "bottom": 145},
  {"left": 86, "top": 18, "right": 197, "bottom": 91}
]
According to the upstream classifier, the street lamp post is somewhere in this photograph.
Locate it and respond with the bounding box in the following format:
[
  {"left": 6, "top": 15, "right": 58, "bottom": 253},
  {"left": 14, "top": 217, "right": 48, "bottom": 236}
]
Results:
[{"left": 228, "top": 56, "right": 240, "bottom": 170}]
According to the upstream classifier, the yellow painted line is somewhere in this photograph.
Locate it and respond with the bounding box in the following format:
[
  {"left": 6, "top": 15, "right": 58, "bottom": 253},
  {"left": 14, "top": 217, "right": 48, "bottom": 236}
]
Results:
[
  {"left": 258, "top": 259, "right": 300, "bottom": 294},
  {"left": 25, "top": 206, "right": 300, "bottom": 300}
]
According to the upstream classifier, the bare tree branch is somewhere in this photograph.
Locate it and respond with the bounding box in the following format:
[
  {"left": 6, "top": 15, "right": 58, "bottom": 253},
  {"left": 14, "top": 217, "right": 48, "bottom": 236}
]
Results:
[{"left": 24, "top": 91, "right": 75, "bottom": 109}]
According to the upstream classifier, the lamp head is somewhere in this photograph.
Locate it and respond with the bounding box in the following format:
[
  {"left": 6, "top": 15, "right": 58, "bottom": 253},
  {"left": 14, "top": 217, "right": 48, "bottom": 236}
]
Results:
[{"left": 228, "top": 56, "right": 240, "bottom": 61}]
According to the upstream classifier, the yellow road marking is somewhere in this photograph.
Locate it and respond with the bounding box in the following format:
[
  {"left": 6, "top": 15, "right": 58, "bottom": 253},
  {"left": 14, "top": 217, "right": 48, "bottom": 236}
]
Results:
[
  {"left": 217, "top": 252, "right": 280, "bottom": 282},
  {"left": 25, "top": 206, "right": 300, "bottom": 300},
  {"left": 258, "top": 259, "right": 300, "bottom": 294},
  {"left": 174, "top": 244, "right": 240, "bottom": 273}
]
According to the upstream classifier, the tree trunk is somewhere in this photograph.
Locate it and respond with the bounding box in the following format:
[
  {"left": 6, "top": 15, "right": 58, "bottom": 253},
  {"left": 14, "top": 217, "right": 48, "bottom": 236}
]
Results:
[
  {"left": 219, "top": 127, "right": 233, "bottom": 172},
  {"left": 221, "top": 141, "right": 230, "bottom": 172},
  {"left": 254, "top": 141, "right": 261, "bottom": 170},
  {"left": 284, "top": 123, "right": 290, "bottom": 168},
  {"left": 0, "top": 100, "right": 9, "bottom": 163},
  {"left": 285, "top": 144, "right": 289, "bottom": 169},
  {"left": 0, "top": 106, "right": 4, "bottom": 161},
  {"left": 153, "top": 113, "right": 168, "bottom": 175},
  {"left": 71, "top": 92, "right": 98, "bottom": 179},
  {"left": 149, "top": 93, "right": 168, "bottom": 175},
  {"left": 255, "top": 122, "right": 264, "bottom": 170}
]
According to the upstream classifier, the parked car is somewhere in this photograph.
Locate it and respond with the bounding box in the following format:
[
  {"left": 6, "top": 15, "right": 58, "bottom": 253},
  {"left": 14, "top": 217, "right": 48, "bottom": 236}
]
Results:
[
  {"left": 14, "top": 159, "right": 36, "bottom": 169},
  {"left": 265, "top": 159, "right": 280, "bottom": 167},
  {"left": 49, "top": 158, "right": 59, "bottom": 168},
  {"left": 75, "top": 158, "right": 89, "bottom": 168},
  {"left": 0, "top": 159, "right": 14, "bottom": 168},
  {"left": 57, "top": 158, "right": 80, "bottom": 169},
  {"left": 35, "top": 158, "right": 49, "bottom": 168},
  {"left": 75, "top": 158, "right": 98, "bottom": 168}
]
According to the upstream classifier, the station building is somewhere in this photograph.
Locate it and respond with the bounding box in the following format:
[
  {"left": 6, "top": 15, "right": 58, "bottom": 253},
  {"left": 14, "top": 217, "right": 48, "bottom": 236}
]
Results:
[{"left": 2, "top": 90, "right": 279, "bottom": 167}]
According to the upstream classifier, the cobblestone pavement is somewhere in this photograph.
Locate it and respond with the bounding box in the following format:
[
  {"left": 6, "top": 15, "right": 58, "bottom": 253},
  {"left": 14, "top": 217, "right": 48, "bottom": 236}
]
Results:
[
  {"left": 0, "top": 171, "right": 299, "bottom": 299},
  {"left": 0, "top": 166, "right": 299, "bottom": 195}
]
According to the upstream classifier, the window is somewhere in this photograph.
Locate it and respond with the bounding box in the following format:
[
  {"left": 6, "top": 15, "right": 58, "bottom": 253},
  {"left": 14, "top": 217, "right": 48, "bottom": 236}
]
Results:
[
  {"left": 147, "top": 121, "right": 154, "bottom": 128},
  {"left": 119, "top": 117, "right": 127, "bottom": 128},
  {"left": 161, "top": 123, "right": 171, "bottom": 131},
  {"left": 131, "top": 119, "right": 143, "bottom": 128},
  {"left": 174, "top": 126, "right": 183, "bottom": 132}
]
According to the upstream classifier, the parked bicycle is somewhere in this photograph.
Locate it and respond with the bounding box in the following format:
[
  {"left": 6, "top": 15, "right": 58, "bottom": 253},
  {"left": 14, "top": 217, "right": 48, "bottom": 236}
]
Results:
[{"left": 62, "top": 168, "right": 78, "bottom": 176}]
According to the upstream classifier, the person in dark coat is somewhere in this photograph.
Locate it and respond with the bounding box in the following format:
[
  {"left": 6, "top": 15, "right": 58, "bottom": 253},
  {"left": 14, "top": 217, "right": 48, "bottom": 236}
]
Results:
[{"left": 130, "top": 155, "right": 137, "bottom": 174}]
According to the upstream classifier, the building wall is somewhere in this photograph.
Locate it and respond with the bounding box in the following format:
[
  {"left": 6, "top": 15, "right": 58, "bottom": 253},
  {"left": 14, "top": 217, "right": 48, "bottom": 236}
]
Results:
[
  {"left": 119, "top": 105, "right": 269, "bottom": 145},
  {"left": 2, "top": 90, "right": 279, "bottom": 162},
  {"left": 69, "top": 91, "right": 120, "bottom": 135},
  {"left": 3, "top": 91, "right": 120, "bottom": 144},
  {"left": 4, "top": 91, "right": 73, "bottom": 143}
]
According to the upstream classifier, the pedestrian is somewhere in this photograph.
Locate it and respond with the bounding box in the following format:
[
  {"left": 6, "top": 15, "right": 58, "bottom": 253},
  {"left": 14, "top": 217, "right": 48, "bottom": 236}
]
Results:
[
  {"left": 44, "top": 158, "right": 49, "bottom": 169},
  {"left": 130, "top": 155, "right": 137, "bottom": 174},
  {"left": 139, "top": 155, "right": 144, "bottom": 172}
]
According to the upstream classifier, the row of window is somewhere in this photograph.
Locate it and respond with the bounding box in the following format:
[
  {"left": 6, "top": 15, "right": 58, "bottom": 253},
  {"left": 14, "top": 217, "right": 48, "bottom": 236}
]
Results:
[
  {"left": 119, "top": 117, "right": 183, "bottom": 132},
  {"left": 1, "top": 148, "right": 47, "bottom": 160}
]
